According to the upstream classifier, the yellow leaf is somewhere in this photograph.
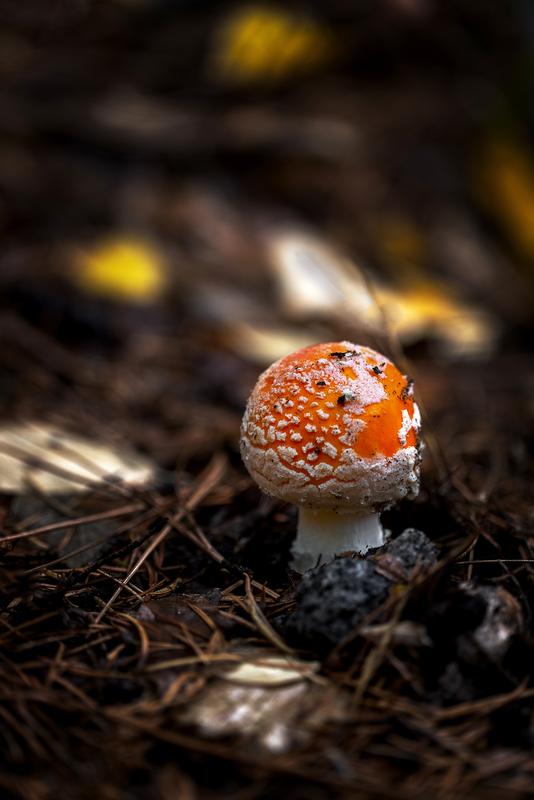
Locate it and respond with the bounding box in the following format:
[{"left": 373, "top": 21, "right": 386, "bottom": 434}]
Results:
[
  {"left": 475, "top": 138, "right": 534, "bottom": 260},
  {"left": 377, "top": 282, "right": 497, "bottom": 357},
  {"left": 72, "top": 237, "right": 166, "bottom": 303},
  {"left": 212, "top": 5, "right": 334, "bottom": 84}
]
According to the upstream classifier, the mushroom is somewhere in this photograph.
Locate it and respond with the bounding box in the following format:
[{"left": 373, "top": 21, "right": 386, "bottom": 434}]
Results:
[{"left": 240, "top": 341, "right": 422, "bottom": 572}]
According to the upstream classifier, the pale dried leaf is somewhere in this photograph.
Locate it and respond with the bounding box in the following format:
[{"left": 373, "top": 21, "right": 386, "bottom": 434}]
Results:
[
  {"left": 221, "top": 656, "right": 319, "bottom": 686},
  {"left": 226, "top": 321, "right": 315, "bottom": 364},
  {"left": 0, "top": 422, "right": 155, "bottom": 494},
  {"left": 266, "top": 228, "right": 375, "bottom": 320},
  {"left": 181, "top": 672, "right": 346, "bottom": 754},
  {"left": 265, "top": 227, "right": 497, "bottom": 358}
]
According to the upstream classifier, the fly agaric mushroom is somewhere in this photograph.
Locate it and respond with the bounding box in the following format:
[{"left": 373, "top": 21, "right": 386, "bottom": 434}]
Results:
[{"left": 240, "top": 341, "right": 421, "bottom": 572}]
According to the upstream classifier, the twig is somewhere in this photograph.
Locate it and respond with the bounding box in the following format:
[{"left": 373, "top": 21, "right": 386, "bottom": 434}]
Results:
[{"left": 93, "top": 454, "right": 226, "bottom": 623}]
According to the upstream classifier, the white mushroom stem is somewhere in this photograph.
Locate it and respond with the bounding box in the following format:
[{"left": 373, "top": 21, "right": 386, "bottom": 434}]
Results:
[{"left": 291, "top": 507, "right": 384, "bottom": 573}]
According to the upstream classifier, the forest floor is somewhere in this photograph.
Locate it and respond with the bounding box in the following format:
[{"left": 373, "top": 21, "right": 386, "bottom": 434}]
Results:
[{"left": 1, "top": 2, "right": 534, "bottom": 798}]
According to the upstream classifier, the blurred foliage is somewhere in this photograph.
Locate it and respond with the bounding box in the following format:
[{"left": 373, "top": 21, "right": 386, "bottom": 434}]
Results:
[
  {"left": 475, "top": 137, "right": 534, "bottom": 263},
  {"left": 71, "top": 237, "right": 167, "bottom": 304},
  {"left": 211, "top": 5, "right": 335, "bottom": 84},
  {"left": 374, "top": 217, "right": 428, "bottom": 273}
]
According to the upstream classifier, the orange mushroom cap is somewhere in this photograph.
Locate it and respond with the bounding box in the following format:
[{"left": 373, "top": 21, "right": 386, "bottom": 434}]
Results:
[{"left": 240, "top": 341, "right": 421, "bottom": 510}]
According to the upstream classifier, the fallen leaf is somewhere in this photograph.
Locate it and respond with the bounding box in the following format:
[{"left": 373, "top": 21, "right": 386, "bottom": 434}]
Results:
[
  {"left": 0, "top": 422, "right": 155, "bottom": 494},
  {"left": 266, "top": 228, "right": 375, "bottom": 320},
  {"left": 475, "top": 138, "right": 534, "bottom": 261},
  {"left": 221, "top": 655, "right": 319, "bottom": 686},
  {"left": 212, "top": 5, "right": 334, "bottom": 85},
  {"left": 226, "top": 321, "right": 315, "bottom": 366},
  {"left": 262, "top": 226, "right": 498, "bottom": 359},
  {"left": 71, "top": 236, "right": 167, "bottom": 303},
  {"left": 181, "top": 659, "right": 344, "bottom": 754}
]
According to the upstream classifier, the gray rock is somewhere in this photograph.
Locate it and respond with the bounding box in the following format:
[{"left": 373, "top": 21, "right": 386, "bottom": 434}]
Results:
[
  {"left": 379, "top": 528, "right": 438, "bottom": 577},
  {"left": 285, "top": 529, "right": 439, "bottom": 652},
  {"left": 285, "top": 558, "right": 390, "bottom": 651}
]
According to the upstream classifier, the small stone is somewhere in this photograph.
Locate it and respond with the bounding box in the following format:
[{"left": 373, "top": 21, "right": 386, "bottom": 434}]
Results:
[
  {"left": 424, "top": 582, "right": 524, "bottom": 705},
  {"left": 459, "top": 583, "right": 523, "bottom": 661},
  {"left": 285, "top": 558, "right": 390, "bottom": 651},
  {"left": 378, "top": 528, "right": 438, "bottom": 577}
]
